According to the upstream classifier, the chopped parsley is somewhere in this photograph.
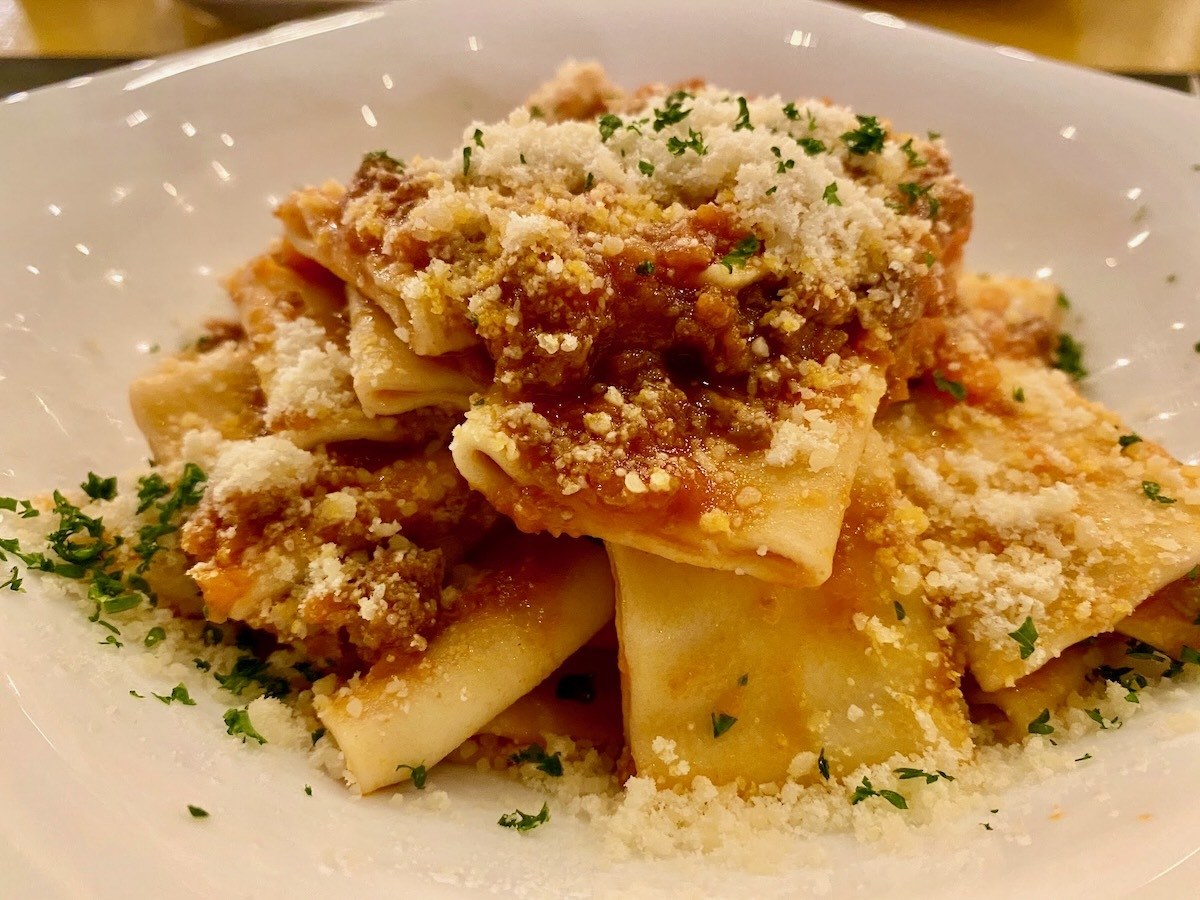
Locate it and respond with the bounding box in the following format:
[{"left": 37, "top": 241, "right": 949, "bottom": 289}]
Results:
[
  {"left": 143, "top": 626, "right": 166, "bottom": 648},
  {"left": 305, "top": 785, "right": 312, "bottom": 796},
  {"left": 899, "top": 138, "right": 925, "bottom": 167},
  {"left": 821, "top": 182, "right": 841, "bottom": 206},
  {"left": 1056, "top": 291, "right": 1071, "bottom": 310},
  {"left": 897, "top": 182, "right": 939, "bottom": 218},
  {"left": 193, "top": 658, "right": 211, "bottom": 672},
  {"left": 711, "top": 711, "right": 737, "bottom": 738},
  {"left": 1167, "top": 274, "right": 1177, "bottom": 284},
  {"left": 893, "top": 601, "right": 906, "bottom": 621},
  {"left": 840, "top": 115, "right": 886, "bottom": 155},
  {"left": 1008, "top": 616, "right": 1039, "bottom": 660},
  {"left": 666, "top": 128, "right": 708, "bottom": 157},
  {"left": 795, "top": 136, "right": 826, "bottom": 156},
  {"left": 1180, "top": 646, "right": 1200, "bottom": 667},
  {"left": 1118, "top": 433, "right": 1143, "bottom": 450},
  {"left": 894, "top": 767, "right": 955, "bottom": 784},
  {"left": 583, "top": 172, "right": 594, "bottom": 191},
  {"left": 738, "top": 673, "right": 749, "bottom": 687},
  {"left": 850, "top": 777, "right": 907, "bottom": 809},
  {"left": 461, "top": 146, "right": 472, "bottom": 176},
  {"left": 765, "top": 186, "right": 777, "bottom": 196},
  {"left": 81, "top": 473, "right": 117, "bottom": 501},
  {"left": 132, "top": 463, "right": 207, "bottom": 573},
  {"left": 719, "top": 234, "right": 760, "bottom": 272},
  {"left": 223, "top": 707, "right": 267, "bottom": 744},
  {"left": 498, "top": 803, "right": 550, "bottom": 832},
  {"left": 153, "top": 683, "right": 196, "bottom": 706},
  {"left": 1086, "top": 708, "right": 1119, "bottom": 730},
  {"left": 201, "top": 623, "right": 223, "bottom": 646},
  {"left": 529, "top": 105, "right": 544, "bottom": 119},
  {"left": 509, "top": 744, "right": 564, "bottom": 777},
  {"left": 733, "top": 96, "right": 753, "bottom": 131},
  {"left": 395, "top": 763, "right": 428, "bottom": 789},
  {"left": 637, "top": 159, "right": 655, "bottom": 177},
  {"left": 0, "top": 497, "right": 39, "bottom": 519},
  {"left": 933, "top": 371, "right": 966, "bottom": 402},
  {"left": 635, "top": 260, "right": 656, "bottom": 276},
  {"left": 1012, "top": 386, "right": 1026, "bottom": 403},
  {"left": 362, "top": 149, "right": 403, "bottom": 169},
  {"left": 1141, "top": 481, "right": 1176, "bottom": 505},
  {"left": 1051, "top": 333, "right": 1087, "bottom": 380},
  {"left": 817, "top": 747, "right": 830, "bottom": 780},
  {"left": 1092, "top": 664, "right": 1147, "bottom": 703},
  {"left": 1027, "top": 708, "right": 1054, "bottom": 735},
  {"left": 771, "top": 146, "right": 794, "bottom": 174},
  {"left": 1, "top": 566, "right": 21, "bottom": 592},
  {"left": 598, "top": 113, "right": 623, "bottom": 143},
  {"left": 472, "top": 128, "right": 484, "bottom": 148},
  {"left": 1124, "top": 639, "right": 1168, "bottom": 662},
  {"left": 1194, "top": 340, "right": 1200, "bottom": 354},
  {"left": 554, "top": 673, "right": 595, "bottom": 704},
  {"left": 782, "top": 102, "right": 801, "bottom": 121},
  {"left": 927, "top": 130, "right": 942, "bottom": 140},
  {"left": 129, "top": 690, "right": 144, "bottom": 698},
  {"left": 214, "top": 655, "right": 290, "bottom": 699},
  {"left": 187, "top": 805, "right": 209, "bottom": 819},
  {"left": 1076, "top": 753, "right": 1092, "bottom": 762},
  {"left": 652, "top": 91, "right": 693, "bottom": 131}
]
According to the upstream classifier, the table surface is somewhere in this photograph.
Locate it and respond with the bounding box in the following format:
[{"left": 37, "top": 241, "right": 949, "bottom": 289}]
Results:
[{"left": 1, "top": 0, "right": 1199, "bottom": 73}]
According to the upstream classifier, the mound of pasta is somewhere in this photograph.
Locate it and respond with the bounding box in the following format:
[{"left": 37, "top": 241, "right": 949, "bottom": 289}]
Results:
[{"left": 4, "top": 63, "right": 1200, "bottom": 820}]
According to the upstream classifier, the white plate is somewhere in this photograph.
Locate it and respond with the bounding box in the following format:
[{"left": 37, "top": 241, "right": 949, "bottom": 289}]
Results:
[
  {"left": 2, "top": 2, "right": 1199, "bottom": 897},
  {"left": 177, "top": 0, "right": 371, "bottom": 30}
]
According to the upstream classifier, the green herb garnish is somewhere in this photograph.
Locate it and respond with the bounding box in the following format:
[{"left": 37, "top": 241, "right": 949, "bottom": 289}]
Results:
[
  {"left": 1142, "top": 481, "right": 1176, "bottom": 505},
  {"left": 498, "top": 802, "right": 550, "bottom": 832},
  {"left": 153, "top": 683, "right": 196, "bottom": 706},
  {"left": 509, "top": 744, "right": 564, "bottom": 777},
  {"left": 719, "top": 234, "right": 760, "bottom": 273},
  {"left": 1008, "top": 616, "right": 1039, "bottom": 660},
  {"left": 933, "top": 372, "right": 966, "bottom": 402},
  {"left": 733, "top": 96, "right": 753, "bottom": 131},
  {"left": 850, "top": 777, "right": 907, "bottom": 809},
  {"left": 223, "top": 708, "right": 266, "bottom": 744},
  {"left": 899, "top": 138, "right": 925, "bottom": 167},
  {"left": 840, "top": 115, "right": 886, "bottom": 155},
  {"left": 637, "top": 159, "right": 655, "bottom": 177},
  {"left": 895, "top": 767, "right": 954, "bottom": 784},
  {"left": 817, "top": 747, "right": 830, "bottom": 780},
  {"left": 82, "top": 473, "right": 118, "bottom": 501},
  {"left": 187, "top": 805, "right": 209, "bottom": 819},
  {"left": 711, "top": 711, "right": 737, "bottom": 738},
  {"left": 1027, "top": 708, "right": 1054, "bottom": 735},
  {"left": 598, "top": 113, "right": 623, "bottom": 143},
  {"left": 396, "top": 763, "right": 428, "bottom": 789},
  {"left": 1051, "top": 333, "right": 1087, "bottom": 380}
]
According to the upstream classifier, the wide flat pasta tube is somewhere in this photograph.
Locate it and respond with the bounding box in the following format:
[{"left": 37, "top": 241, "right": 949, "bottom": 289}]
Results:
[
  {"left": 880, "top": 358, "right": 1200, "bottom": 691},
  {"left": 225, "top": 246, "right": 436, "bottom": 448},
  {"left": 453, "top": 361, "right": 886, "bottom": 587},
  {"left": 316, "top": 535, "right": 614, "bottom": 793},
  {"left": 611, "top": 433, "right": 971, "bottom": 787},
  {"left": 345, "top": 287, "right": 485, "bottom": 416},
  {"left": 128, "top": 341, "right": 263, "bottom": 464}
]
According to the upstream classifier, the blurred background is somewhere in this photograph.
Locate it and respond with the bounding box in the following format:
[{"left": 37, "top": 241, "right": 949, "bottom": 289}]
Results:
[{"left": 1, "top": 0, "right": 1198, "bottom": 96}]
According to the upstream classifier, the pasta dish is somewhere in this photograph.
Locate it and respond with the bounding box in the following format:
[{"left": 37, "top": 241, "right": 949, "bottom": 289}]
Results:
[{"left": 3, "top": 63, "right": 1199, "bottom": 845}]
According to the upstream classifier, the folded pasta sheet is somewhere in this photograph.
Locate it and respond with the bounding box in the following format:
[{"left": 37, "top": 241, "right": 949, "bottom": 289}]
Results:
[
  {"left": 317, "top": 535, "right": 614, "bottom": 793},
  {"left": 345, "top": 287, "right": 485, "bottom": 416},
  {"left": 226, "top": 246, "right": 440, "bottom": 448},
  {"left": 611, "top": 434, "right": 971, "bottom": 787},
  {"left": 479, "top": 644, "right": 624, "bottom": 748},
  {"left": 276, "top": 178, "right": 478, "bottom": 357},
  {"left": 1117, "top": 574, "right": 1200, "bottom": 658},
  {"left": 881, "top": 358, "right": 1200, "bottom": 691},
  {"left": 128, "top": 340, "right": 263, "bottom": 464},
  {"left": 453, "top": 361, "right": 885, "bottom": 586}
]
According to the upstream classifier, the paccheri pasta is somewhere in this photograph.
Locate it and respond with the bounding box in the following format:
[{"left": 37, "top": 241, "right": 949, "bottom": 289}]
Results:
[{"left": 3, "top": 63, "right": 1200, "bottom": 844}]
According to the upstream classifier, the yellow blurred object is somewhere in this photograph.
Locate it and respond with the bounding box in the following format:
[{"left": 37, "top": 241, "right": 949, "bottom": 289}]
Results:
[
  {"left": 0, "top": 0, "right": 1197, "bottom": 72},
  {"left": 0, "top": 0, "right": 238, "bottom": 56},
  {"left": 843, "top": 0, "right": 1200, "bottom": 72}
]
